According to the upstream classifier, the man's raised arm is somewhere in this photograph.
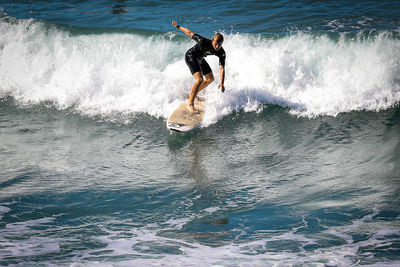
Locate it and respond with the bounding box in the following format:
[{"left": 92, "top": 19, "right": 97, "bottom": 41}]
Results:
[{"left": 172, "top": 21, "right": 194, "bottom": 38}]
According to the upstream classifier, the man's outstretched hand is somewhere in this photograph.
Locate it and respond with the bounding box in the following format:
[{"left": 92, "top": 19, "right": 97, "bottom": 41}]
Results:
[{"left": 219, "top": 83, "right": 225, "bottom": 93}]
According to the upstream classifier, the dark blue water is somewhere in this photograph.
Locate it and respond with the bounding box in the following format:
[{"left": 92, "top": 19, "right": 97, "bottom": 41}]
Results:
[
  {"left": 1, "top": 1, "right": 400, "bottom": 266},
  {"left": 2, "top": 0, "right": 400, "bottom": 34}
]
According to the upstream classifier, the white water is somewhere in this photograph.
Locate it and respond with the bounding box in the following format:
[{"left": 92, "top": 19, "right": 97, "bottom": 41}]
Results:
[
  {"left": 1, "top": 17, "right": 399, "bottom": 125},
  {"left": 2, "top": 204, "right": 398, "bottom": 266}
]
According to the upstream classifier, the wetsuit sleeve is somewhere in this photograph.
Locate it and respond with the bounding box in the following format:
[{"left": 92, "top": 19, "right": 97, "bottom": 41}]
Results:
[
  {"left": 218, "top": 48, "right": 226, "bottom": 66},
  {"left": 192, "top": 33, "right": 204, "bottom": 44}
]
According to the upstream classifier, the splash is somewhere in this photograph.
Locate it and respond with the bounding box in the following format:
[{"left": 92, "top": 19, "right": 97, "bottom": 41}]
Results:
[{"left": 1, "top": 16, "right": 399, "bottom": 125}]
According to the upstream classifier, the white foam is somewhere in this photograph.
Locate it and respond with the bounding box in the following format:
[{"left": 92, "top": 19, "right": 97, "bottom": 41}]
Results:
[
  {"left": 5, "top": 217, "right": 55, "bottom": 230},
  {"left": 357, "top": 17, "right": 373, "bottom": 26},
  {"left": 162, "top": 217, "right": 192, "bottom": 230},
  {"left": 86, "top": 216, "right": 399, "bottom": 266},
  {"left": 0, "top": 210, "right": 398, "bottom": 266},
  {"left": 0, "top": 205, "right": 11, "bottom": 213},
  {"left": 74, "top": 210, "right": 399, "bottom": 266},
  {"left": 202, "top": 206, "right": 220, "bottom": 213},
  {"left": 325, "top": 20, "right": 345, "bottom": 32},
  {"left": 82, "top": 225, "right": 347, "bottom": 266},
  {"left": 0, "top": 217, "right": 62, "bottom": 257},
  {"left": 0, "top": 205, "right": 11, "bottom": 220},
  {"left": 327, "top": 209, "right": 380, "bottom": 243},
  {"left": 0, "top": 17, "right": 190, "bottom": 119},
  {"left": 1, "top": 17, "right": 399, "bottom": 125},
  {"left": 202, "top": 31, "right": 400, "bottom": 123}
]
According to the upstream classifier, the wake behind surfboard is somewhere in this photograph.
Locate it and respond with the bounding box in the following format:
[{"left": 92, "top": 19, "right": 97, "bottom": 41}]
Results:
[{"left": 167, "top": 100, "right": 205, "bottom": 132}]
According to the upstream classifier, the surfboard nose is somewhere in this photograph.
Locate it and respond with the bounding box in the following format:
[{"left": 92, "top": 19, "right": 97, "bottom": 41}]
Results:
[{"left": 166, "top": 101, "right": 205, "bottom": 132}]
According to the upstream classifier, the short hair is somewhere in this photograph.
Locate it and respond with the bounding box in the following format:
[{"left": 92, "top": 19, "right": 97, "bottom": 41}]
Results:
[{"left": 212, "top": 33, "right": 224, "bottom": 44}]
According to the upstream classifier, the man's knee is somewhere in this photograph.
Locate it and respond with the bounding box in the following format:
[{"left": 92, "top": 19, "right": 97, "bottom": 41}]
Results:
[
  {"left": 206, "top": 76, "right": 215, "bottom": 84},
  {"left": 204, "top": 73, "right": 214, "bottom": 84},
  {"left": 195, "top": 76, "right": 204, "bottom": 84}
]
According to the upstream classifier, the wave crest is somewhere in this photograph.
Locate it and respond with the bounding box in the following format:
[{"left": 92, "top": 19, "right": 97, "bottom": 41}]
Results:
[{"left": 1, "top": 17, "right": 399, "bottom": 124}]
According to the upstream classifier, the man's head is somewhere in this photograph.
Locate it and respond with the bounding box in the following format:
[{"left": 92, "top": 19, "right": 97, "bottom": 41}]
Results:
[{"left": 212, "top": 33, "right": 224, "bottom": 51}]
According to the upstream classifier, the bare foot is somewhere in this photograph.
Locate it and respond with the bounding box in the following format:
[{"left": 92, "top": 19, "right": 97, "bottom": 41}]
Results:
[{"left": 188, "top": 104, "right": 199, "bottom": 114}]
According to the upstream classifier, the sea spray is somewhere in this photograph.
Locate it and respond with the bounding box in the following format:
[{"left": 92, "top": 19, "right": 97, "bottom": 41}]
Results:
[
  {"left": 205, "top": 31, "right": 400, "bottom": 123},
  {"left": 1, "top": 16, "right": 399, "bottom": 125}
]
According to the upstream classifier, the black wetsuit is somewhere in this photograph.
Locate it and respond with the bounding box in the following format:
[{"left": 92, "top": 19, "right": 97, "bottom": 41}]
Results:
[{"left": 185, "top": 34, "right": 226, "bottom": 75}]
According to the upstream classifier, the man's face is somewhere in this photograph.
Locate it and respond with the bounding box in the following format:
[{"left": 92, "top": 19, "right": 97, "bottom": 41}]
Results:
[{"left": 212, "top": 40, "right": 223, "bottom": 51}]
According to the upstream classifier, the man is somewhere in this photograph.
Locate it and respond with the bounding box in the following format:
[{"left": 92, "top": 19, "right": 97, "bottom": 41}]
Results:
[{"left": 172, "top": 20, "right": 226, "bottom": 113}]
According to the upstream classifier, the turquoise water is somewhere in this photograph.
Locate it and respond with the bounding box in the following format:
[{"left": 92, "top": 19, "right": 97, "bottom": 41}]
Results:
[{"left": 1, "top": 1, "right": 400, "bottom": 266}]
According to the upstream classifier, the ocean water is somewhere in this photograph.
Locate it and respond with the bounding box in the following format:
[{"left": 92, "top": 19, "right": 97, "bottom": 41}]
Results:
[{"left": 1, "top": 0, "right": 400, "bottom": 266}]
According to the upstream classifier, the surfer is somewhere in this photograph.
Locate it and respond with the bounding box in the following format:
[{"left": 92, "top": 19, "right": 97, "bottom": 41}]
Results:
[{"left": 172, "top": 20, "right": 226, "bottom": 113}]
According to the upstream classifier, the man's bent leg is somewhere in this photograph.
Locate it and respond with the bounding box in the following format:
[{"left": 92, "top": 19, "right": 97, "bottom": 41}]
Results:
[
  {"left": 188, "top": 72, "right": 203, "bottom": 112},
  {"left": 196, "top": 72, "right": 214, "bottom": 102},
  {"left": 198, "top": 72, "right": 214, "bottom": 93}
]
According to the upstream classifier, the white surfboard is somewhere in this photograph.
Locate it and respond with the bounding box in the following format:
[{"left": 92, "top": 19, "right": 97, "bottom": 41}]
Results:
[{"left": 167, "top": 100, "right": 205, "bottom": 132}]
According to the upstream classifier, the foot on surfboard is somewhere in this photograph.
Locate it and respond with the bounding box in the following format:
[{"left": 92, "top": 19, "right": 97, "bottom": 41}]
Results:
[{"left": 188, "top": 104, "right": 199, "bottom": 114}]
